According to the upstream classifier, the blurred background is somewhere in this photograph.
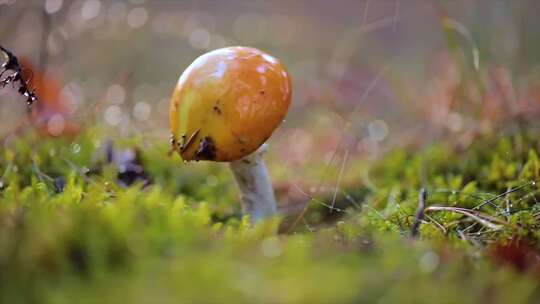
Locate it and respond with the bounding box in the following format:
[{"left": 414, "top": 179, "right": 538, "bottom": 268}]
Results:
[
  {"left": 1, "top": 0, "right": 540, "bottom": 189},
  {"left": 4, "top": 2, "right": 540, "bottom": 301}
]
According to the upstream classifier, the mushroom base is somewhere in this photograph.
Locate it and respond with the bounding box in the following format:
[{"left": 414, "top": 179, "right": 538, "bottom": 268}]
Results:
[{"left": 229, "top": 144, "right": 277, "bottom": 222}]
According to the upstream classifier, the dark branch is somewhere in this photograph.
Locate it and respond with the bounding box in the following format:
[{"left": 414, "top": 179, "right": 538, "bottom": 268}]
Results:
[
  {"left": 411, "top": 188, "right": 427, "bottom": 238},
  {"left": 0, "top": 44, "right": 38, "bottom": 108}
]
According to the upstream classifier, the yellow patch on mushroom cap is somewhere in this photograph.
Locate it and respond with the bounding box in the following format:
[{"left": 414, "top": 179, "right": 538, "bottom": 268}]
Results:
[{"left": 169, "top": 46, "right": 292, "bottom": 162}]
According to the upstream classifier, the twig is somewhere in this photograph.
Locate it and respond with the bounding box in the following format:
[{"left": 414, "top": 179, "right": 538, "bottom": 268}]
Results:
[
  {"left": 0, "top": 162, "right": 13, "bottom": 188},
  {"left": 286, "top": 140, "right": 341, "bottom": 233},
  {"left": 290, "top": 182, "right": 348, "bottom": 214},
  {"left": 411, "top": 188, "right": 427, "bottom": 238},
  {"left": 38, "top": 8, "right": 52, "bottom": 71},
  {"left": 393, "top": 0, "right": 400, "bottom": 32},
  {"left": 62, "top": 157, "right": 97, "bottom": 185},
  {"left": 0, "top": 45, "right": 38, "bottom": 107},
  {"left": 425, "top": 206, "right": 516, "bottom": 231},
  {"left": 330, "top": 149, "right": 349, "bottom": 213},
  {"left": 362, "top": 0, "right": 371, "bottom": 27},
  {"left": 424, "top": 214, "right": 447, "bottom": 234},
  {"left": 287, "top": 64, "right": 390, "bottom": 233},
  {"left": 472, "top": 181, "right": 534, "bottom": 210}
]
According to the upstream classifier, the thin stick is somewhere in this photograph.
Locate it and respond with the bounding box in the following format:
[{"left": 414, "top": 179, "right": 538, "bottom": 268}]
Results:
[
  {"left": 39, "top": 8, "right": 52, "bottom": 71},
  {"left": 425, "top": 206, "right": 516, "bottom": 230},
  {"left": 393, "top": 0, "right": 400, "bottom": 31},
  {"left": 0, "top": 44, "right": 38, "bottom": 107},
  {"left": 287, "top": 140, "right": 341, "bottom": 233},
  {"left": 330, "top": 149, "right": 349, "bottom": 213},
  {"left": 287, "top": 64, "right": 390, "bottom": 233},
  {"left": 424, "top": 214, "right": 447, "bottom": 234},
  {"left": 472, "top": 181, "right": 534, "bottom": 210},
  {"left": 411, "top": 188, "right": 427, "bottom": 238},
  {"left": 290, "top": 183, "right": 348, "bottom": 213}
]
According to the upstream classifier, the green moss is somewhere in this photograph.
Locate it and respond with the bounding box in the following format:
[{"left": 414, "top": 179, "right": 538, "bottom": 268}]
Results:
[{"left": 1, "top": 129, "right": 540, "bottom": 303}]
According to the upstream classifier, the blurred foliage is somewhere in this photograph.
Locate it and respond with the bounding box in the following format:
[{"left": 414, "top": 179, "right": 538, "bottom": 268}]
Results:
[{"left": 1, "top": 128, "right": 540, "bottom": 303}]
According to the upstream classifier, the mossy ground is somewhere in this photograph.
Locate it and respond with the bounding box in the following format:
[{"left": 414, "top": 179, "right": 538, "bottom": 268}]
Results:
[{"left": 2, "top": 128, "right": 540, "bottom": 303}]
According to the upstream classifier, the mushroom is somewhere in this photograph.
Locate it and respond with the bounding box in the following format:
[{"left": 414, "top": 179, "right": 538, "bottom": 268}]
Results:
[{"left": 169, "top": 46, "right": 292, "bottom": 223}]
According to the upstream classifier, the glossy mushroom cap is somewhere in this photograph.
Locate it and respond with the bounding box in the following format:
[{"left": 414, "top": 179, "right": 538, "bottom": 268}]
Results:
[{"left": 169, "top": 46, "right": 292, "bottom": 162}]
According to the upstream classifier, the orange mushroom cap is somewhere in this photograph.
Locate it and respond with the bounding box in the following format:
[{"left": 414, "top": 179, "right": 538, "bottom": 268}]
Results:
[{"left": 169, "top": 46, "right": 292, "bottom": 162}]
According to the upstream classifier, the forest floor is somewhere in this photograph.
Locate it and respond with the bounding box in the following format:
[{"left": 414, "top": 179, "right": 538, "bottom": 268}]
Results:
[{"left": 2, "top": 127, "right": 540, "bottom": 303}]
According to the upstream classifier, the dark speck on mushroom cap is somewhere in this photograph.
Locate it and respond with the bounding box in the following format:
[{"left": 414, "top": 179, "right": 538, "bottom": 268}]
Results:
[{"left": 195, "top": 136, "right": 217, "bottom": 161}]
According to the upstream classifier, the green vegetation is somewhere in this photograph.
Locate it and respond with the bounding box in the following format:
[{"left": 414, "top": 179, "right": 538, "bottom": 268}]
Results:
[{"left": 2, "top": 129, "right": 540, "bottom": 303}]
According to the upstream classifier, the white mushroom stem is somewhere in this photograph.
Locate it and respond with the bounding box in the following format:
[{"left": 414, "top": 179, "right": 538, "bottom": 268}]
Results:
[{"left": 229, "top": 144, "right": 277, "bottom": 223}]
